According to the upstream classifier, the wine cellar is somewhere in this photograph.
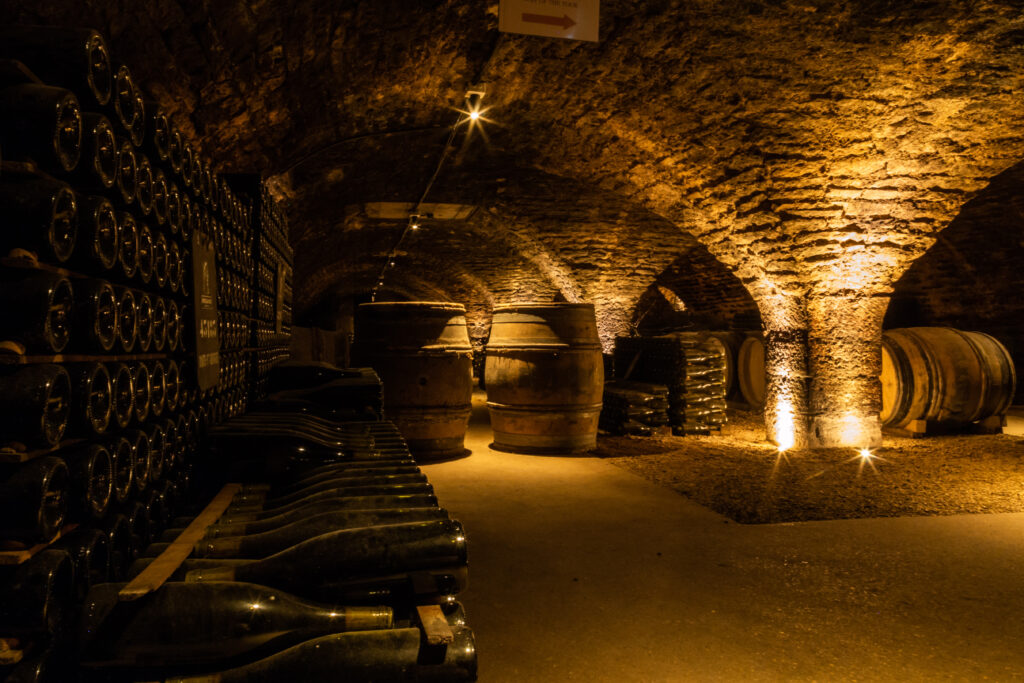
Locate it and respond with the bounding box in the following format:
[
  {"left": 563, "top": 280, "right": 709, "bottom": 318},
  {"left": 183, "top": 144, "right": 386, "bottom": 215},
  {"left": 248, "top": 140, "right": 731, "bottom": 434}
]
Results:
[{"left": 2, "top": 2, "right": 1024, "bottom": 681}]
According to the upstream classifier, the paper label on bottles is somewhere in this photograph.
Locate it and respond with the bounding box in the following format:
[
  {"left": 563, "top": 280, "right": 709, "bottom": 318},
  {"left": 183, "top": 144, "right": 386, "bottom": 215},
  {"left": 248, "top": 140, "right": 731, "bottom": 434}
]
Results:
[{"left": 192, "top": 232, "right": 220, "bottom": 391}]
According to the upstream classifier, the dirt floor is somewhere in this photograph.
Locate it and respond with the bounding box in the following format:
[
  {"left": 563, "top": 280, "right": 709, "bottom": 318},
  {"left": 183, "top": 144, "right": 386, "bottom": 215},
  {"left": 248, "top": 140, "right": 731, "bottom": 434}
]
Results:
[{"left": 595, "top": 411, "right": 1024, "bottom": 524}]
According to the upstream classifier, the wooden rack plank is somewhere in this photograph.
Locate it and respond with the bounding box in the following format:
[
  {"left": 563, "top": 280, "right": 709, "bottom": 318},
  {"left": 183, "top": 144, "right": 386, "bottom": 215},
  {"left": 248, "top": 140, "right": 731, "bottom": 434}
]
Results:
[
  {"left": 416, "top": 604, "right": 455, "bottom": 646},
  {"left": 0, "top": 524, "right": 78, "bottom": 565},
  {"left": 0, "top": 439, "right": 87, "bottom": 464},
  {"left": 0, "top": 352, "right": 175, "bottom": 365},
  {"left": 118, "top": 483, "right": 242, "bottom": 601},
  {"left": 0, "top": 638, "right": 24, "bottom": 666}
]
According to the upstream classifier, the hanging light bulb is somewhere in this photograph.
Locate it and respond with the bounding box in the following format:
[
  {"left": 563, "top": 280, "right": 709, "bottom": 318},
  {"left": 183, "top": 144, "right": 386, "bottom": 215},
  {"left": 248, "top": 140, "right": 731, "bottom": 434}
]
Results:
[
  {"left": 408, "top": 213, "right": 421, "bottom": 230},
  {"left": 463, "top": 85, "right": 486, "bottom": 124}
]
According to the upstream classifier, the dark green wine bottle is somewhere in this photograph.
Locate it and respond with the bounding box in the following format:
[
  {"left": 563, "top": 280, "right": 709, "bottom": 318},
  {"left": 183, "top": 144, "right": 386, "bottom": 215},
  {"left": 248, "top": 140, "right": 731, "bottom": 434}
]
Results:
[
  {"left": 195, "top": 507, "right": 450, "bottom": 559},
  {"left": 72, "top": 193, "right": 119, "bottom": 271},
  {"left": 116, "top": 286, "right": 138, "bottom": 353},
  {"left": 118, "top": 210, "right": 139, "bottom": 280},
  {"left": 272, "top": 464, "right": 420, "bottom": 493},
  {"left": 126, "top": 428, "right": 152, "bottom": 494},
  {"left": 62, "top": 443, "right": 112, "bottom": 521},
  {"left": 79, "top": 581, "right": 394, "bottom": 672},
  {"left": 0, "top": 176, "right": 77, "bottom": 263},
  {"left": 0, "top": 26, "right": 112, "bottom": 107},
  {"left": 0, "top": 83, "right": 81, "bottom": 174},
  {"left": 101, "top": 512, "right": 133, "bottom": 581},
  {"left": 163, "top": 624, "right": 477, "bottom": 682},
  {"left": 72, "top": 278, "right": 117, "bottom": 352},
  {"left": 73, "top": 112, "right": 118, "bottom": 189},
  {"left": 227, "top": 484, "right": 435, "bottom": 517},
  {"left": 0, "top": 364, "right": 72, "bottom": 448},
  {"left": 0, "top": 456, "right": 69, "bottom": 542},
  {"left": 184, "top": 520, "right": 467, "bottom": 600},
  {"left": 0, "top": 549, "right": 74, "bottom": 637},
  {"left": 107, "top": 435, "right": 135, "bottom": 503},
  {"left": 232, "top": 474, "right": 429, "bottom": 508},
  {"left": 218, "top": 494, "right": 439, "bottom": 525},
  {"left": 53, "top": 526, "right": 110, "bottom": 601},
  {"left": 66, "top": 361, "right": 112, "bottom": 436},
  {"left": 109, "top": 362, "right": 135, "bottom": 429},
  {"left": 0, "top": 269, "right": 74, "bottom": 353}
]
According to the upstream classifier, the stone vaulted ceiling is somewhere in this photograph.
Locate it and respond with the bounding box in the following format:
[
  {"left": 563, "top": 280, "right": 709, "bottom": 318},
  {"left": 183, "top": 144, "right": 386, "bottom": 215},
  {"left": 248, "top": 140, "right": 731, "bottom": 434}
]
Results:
[
  {"left": 7, "top": 0, "right": 1024, "bottom": 446},
  {"left": 9, "top": 0, "right": 1024, "bottom": 325}
]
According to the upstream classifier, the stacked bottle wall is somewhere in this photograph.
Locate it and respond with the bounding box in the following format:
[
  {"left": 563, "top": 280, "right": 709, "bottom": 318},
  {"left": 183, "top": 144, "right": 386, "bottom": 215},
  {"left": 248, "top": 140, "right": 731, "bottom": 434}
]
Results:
[
  {"left": 252, "top": 183, "right": 293, "bottom": 400},
  {"left": 223, "top": 174, "right": 294, "bottom": 402},
  {"left": 0, "top": 27, "right": 293, "bottom": 676}
]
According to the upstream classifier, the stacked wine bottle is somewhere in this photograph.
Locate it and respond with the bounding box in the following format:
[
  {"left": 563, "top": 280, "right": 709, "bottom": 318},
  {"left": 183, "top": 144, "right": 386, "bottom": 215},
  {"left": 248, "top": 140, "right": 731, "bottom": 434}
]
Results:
[
  {"left": 0, "top": 26, "right": 189, "bottom": 679},
  {"left": 611, "top": 334, "right": 728, "bottom": 435},
  {"left": 0, "top": 25, "right": 291, "bottom": 681},
  {"left": 76, "top": 360, "right": 476, "bottom": 681},
  {"left": 207, "top": 180, "right": 254, "bottom": 424},
  {"left": 250, "top": 182, "right": 293, "bottom": 401}
]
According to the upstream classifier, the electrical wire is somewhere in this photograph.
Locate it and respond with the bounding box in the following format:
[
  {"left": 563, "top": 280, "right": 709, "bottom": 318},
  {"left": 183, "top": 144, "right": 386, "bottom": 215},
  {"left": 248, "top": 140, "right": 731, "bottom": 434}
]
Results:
[{"left": 371, "top": 108, "right": 470, "bottom": 302}]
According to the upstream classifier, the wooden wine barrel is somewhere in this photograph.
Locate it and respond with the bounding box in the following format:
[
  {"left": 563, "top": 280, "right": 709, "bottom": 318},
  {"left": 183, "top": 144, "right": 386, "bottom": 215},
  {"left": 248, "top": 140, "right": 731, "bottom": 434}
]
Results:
[
  {"left": 736, "top": 333, "right": 766, "bottom": 410},
  {"left": 354, "top": 302, "right": 473, "bottom": 459},
  {"left": 484, "top": 303, "right": 604, "bottom": 454},
  {"left": 880, "top": 327, "right": 1016, "bottom": 428}
]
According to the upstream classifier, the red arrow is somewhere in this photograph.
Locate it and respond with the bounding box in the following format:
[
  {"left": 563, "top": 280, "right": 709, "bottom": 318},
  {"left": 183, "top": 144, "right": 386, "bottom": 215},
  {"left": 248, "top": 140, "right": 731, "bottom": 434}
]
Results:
[{"left": 522, "top": 12, "right": 576, "bottom": 30}]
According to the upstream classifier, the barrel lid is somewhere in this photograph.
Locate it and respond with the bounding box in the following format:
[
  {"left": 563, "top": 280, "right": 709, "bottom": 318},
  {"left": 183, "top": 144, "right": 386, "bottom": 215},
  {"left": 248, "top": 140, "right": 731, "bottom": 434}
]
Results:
[
  {"left": 359, "top": 301, "right": 466, "bottom": 313},
  {"left": 488, "top": 303, "right": 601, "bottom": 349},
  {"left": 492, "top": 302, "right": 595, "bottom": 313}
]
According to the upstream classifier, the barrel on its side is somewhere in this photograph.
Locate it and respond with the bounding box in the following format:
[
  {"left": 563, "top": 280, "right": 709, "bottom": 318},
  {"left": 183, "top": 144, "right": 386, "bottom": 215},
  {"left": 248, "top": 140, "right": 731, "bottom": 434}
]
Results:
[
  {"left": 880, "top": 327, "right": 1016, "bottom": 428},
  {"left": 485, "top": 303, "right": 604, "bottom": 454},
  {"left": 736, "top": 333, "right": 766, "bottom": 410},
  {"left": 354, "top": 302, "right": 473, "bottom": 459}
]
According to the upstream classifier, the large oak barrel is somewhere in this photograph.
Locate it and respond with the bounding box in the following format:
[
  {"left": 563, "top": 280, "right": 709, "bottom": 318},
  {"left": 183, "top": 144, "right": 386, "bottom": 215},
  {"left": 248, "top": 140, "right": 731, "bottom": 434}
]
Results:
[
  {"left": 485, "top": 303, "right": 604, "bottom": 454},
  {"left": 354, "top": 302, "right": 473, "bottom": 459},
  {"left": 736, "top": 333, "right": 766, "bottom": 410},
  {"left": 880, "top": 327, "right": 1016, "bottom": 428}
]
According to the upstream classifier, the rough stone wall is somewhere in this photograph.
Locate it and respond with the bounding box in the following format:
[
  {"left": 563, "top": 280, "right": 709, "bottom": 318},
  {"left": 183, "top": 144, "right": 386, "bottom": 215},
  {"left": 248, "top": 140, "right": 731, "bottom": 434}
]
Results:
[
  {"left": 10, "top": 0, "right": 1024, "bottom": 445},
  {"left": 634, "top": 250, "right": 764, "bottom": 335},
  {"left": 290, "top": 155, "right": 750, "bottom": 351}
]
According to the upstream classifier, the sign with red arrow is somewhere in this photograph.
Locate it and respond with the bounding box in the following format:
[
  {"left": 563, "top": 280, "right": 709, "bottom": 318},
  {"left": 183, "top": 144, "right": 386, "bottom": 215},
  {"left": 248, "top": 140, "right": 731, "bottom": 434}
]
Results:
[{"left": 499, "top": 0, "right": 599, "bottom": 42}]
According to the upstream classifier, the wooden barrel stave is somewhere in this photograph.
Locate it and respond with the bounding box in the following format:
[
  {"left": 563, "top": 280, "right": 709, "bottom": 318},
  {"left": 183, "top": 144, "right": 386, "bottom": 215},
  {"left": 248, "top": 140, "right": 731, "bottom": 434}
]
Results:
[
  {"left": 354, "top": 302, "right": 474, "bottom": 458},
  {"left": 880, "top": 327, "right": 1016, "bottom": 428},
  {"left": 736, "top": 333, "right": 766, "bottom": 410},
  {"left": 485, "top": 303, "right": 604, "bottom": 454}
]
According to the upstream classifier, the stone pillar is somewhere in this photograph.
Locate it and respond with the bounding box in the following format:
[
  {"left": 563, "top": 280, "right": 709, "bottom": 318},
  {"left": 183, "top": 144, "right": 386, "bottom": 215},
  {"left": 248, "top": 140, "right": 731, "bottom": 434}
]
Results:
[
  {"left": 805, "top": 295, "right": 887, "bottom": 448},
  {"left": 758, "top": 292, "right": 887, "bottom": 449},
  {"left": 763, "top": 327, "right": 811, "bottom": 449},
  {"left": 757, "top": 294, "right": 811, "bottom": 449},
  {"left": 593, "top": 299, "right": 634, "bottom": 354}
]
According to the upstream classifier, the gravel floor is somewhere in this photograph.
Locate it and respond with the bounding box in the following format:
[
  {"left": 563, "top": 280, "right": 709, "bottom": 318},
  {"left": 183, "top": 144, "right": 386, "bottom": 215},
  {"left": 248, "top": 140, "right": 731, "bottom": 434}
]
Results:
[{"left": 595, "top": 411, "right": 1024, "bottom": 524}]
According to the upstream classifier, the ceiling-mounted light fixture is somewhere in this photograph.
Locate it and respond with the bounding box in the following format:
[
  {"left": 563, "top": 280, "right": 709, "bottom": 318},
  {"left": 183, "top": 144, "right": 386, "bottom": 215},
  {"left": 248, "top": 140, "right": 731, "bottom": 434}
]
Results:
[{"left": 464, "top": 83, "right": 487, "bottom": 123}]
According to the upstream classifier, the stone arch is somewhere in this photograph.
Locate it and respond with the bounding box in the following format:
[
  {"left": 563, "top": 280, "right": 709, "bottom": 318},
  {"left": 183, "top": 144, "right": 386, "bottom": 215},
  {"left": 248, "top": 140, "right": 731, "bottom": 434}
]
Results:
[{"left": 885, "top": 159, "right": 1024, "bottom": 402}]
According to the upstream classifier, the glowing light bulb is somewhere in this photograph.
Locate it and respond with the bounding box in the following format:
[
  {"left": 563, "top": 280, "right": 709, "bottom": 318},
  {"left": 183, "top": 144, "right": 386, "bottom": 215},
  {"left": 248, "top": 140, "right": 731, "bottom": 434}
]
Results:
[
  {"left": 774, "top": 398, "right": 796, "bottom": 452},
  {"left": 469, "top": 110, "right": 480, "bottom": 121},
  {"left": 859, "top": 448, "right": 872, "bottom": 459}
]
